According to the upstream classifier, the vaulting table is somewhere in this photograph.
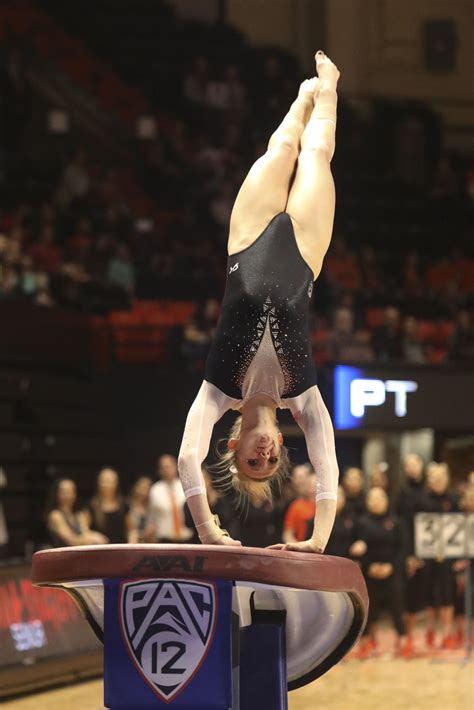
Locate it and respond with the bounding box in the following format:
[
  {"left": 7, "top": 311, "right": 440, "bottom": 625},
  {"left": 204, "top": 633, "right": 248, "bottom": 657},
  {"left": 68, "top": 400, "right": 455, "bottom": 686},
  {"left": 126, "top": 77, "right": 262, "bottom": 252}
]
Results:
[{"left": 32, "top": 544, "right": 368, "bottom": 710}]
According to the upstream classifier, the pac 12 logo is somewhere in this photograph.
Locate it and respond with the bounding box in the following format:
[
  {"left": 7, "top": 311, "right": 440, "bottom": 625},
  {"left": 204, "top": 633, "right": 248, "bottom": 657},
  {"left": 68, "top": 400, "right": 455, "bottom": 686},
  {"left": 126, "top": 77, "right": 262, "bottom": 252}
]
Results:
[{"left": 119, "top": 579, "right": 217, "bottom": 703}]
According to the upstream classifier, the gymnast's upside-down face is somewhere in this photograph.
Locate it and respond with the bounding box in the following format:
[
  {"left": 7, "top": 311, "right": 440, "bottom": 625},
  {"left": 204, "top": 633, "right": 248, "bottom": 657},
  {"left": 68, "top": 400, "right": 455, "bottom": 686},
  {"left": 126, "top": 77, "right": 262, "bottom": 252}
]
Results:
[{"left": 228, "top": 428, "right": 283, "bottom": 480}]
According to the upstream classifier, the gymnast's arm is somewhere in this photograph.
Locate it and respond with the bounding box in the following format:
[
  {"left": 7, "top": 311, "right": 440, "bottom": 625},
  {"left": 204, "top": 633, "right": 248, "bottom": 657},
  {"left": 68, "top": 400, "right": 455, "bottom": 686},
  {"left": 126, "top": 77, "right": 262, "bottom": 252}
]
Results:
[
  {"left": 276, "top": 386, "right": 338, "bottom": 553},
  {"left": 178, "top": 380, "right": 241, "bottom": 545}
]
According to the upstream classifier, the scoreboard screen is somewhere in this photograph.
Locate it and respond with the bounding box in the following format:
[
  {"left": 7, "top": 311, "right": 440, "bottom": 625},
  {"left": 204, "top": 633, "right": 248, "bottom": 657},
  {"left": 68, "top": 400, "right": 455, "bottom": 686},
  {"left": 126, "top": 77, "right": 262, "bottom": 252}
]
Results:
[
  {"left": 334, "top": 364, "right": 474, "bottom": 431},
  {"left": 0, "top": 563, "right": 100, "bottom": 670}
]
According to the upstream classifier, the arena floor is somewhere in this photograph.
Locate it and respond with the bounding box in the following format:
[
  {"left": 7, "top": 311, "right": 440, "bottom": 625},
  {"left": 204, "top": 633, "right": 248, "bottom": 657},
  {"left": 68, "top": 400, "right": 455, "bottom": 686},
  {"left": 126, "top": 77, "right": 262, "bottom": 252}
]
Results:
[{"left": 3, "top": 656, "right": 472, "bottom": 710}]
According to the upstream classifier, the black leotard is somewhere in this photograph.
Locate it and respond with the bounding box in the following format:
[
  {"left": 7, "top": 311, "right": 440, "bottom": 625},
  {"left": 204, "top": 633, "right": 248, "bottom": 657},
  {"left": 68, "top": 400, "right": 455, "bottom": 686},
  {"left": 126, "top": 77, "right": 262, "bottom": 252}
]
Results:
[{"left": 205, "top": 213, "right": 317, "bottom": 400}]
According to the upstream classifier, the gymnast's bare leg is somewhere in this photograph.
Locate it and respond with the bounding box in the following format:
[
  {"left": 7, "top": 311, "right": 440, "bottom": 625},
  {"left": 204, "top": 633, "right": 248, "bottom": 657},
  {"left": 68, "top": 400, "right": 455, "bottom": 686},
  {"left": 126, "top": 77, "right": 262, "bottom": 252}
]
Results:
[
  {"left": 227, "top": 52, "right": 340, "bottom": 498},
  {"left": 286, "top": 51, "right": 339, "bottom": 280},
  {"left": 227, "top": 76, "right": 319, "bottom": 255}
]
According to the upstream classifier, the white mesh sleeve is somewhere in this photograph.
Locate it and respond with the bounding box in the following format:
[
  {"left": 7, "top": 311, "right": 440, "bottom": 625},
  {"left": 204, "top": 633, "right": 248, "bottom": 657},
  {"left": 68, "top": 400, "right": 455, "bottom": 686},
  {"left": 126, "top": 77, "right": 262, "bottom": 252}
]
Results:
[
  {"left": 178, "top": 380, "right": 236, "bottom": 499},
  {"left": 285, "top": 385, "right": 339, "bottom": 502}
]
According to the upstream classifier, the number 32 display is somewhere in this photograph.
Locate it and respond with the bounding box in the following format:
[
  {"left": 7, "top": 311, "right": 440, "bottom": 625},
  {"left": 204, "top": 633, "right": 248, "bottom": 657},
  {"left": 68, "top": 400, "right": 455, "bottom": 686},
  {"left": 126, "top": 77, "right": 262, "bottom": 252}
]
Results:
[{"left": 415, "top": 513, "right": 474, "bottom": 559}]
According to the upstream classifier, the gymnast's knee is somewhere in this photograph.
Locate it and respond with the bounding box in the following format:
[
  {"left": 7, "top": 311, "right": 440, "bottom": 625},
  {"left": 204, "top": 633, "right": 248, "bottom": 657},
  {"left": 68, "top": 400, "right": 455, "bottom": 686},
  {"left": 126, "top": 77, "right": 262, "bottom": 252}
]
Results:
[
  {"left": 298, "top": 140, "right": 333, "bottom": 162},
  {"left": 267, "top": 133, "right": 300, "bottom": 156}
]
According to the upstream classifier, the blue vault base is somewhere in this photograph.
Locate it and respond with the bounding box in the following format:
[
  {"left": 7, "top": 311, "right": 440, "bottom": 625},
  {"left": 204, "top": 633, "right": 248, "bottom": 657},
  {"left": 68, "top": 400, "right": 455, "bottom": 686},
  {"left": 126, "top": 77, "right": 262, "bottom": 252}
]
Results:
[{"left": 103, "top": 578, "right": 287, "bottom": 710}]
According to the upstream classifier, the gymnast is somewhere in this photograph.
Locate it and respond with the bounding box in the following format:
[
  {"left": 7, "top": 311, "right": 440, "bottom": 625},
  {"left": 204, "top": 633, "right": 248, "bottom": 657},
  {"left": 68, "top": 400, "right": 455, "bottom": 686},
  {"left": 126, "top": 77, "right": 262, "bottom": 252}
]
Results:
[{"left": 178, "top": 51, "right": 340, "bottom": 554}]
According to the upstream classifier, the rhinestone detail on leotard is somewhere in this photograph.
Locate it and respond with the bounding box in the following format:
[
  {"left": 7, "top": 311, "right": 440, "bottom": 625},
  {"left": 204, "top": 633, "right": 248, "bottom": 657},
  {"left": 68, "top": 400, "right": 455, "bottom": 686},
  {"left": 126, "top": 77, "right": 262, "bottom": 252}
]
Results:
[{"left": 236, "top": 294, "right": 296, "bottom": 396}]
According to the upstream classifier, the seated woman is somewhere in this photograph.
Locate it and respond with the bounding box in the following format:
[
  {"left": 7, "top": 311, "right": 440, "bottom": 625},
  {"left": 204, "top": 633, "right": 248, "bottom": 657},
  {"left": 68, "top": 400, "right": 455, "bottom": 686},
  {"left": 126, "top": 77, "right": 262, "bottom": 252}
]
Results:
[
  {"left": 126, "top": 476, "right": 155, "bottom": 544},
  {"left": 180, "top": 299, "right": 220, "bottom": 369},
  {"left": 85, "top": 467, "right": 130, "bottom": 544},
  {"left": 46, "top": 478, "right": 107, "bottom": 547},
  {"left": 178, "top": 52, "right": 340, "bottom": 553}
]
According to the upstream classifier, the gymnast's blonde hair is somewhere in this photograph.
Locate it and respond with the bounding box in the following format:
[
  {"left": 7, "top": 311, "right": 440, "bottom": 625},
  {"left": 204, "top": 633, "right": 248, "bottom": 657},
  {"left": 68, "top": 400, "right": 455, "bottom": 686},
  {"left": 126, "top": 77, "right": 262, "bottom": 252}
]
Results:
[{"left": 212, "top": 415, "right": 291, "bottom": 505}]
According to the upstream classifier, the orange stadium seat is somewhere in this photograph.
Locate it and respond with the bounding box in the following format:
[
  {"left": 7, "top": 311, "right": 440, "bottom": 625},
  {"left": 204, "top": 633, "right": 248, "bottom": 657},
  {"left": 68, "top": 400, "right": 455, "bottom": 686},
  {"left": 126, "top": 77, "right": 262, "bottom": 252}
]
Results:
[
  {"left": 416, "top": 321, "right": 438, "bottom": 344},
  {"left": 438, "top": 321, "right": 455, "bottom": 343},
  {"left": 427, "top": 348, "right": 448, "bottom": 364},
  {"left": 108, "top": 301, "right": 197, "bottom": 363},
  {"left": 365, "top": 308, "right": 384, "bottom": 328},
  {"left": 416, "top": 320, "right": 455, "bottom": 346},
  {"left": 113, "top": 322, "right": 167, "bottom": 364},
  {"left": 109, "top": 311, "right": 139, "bottom": 326}
]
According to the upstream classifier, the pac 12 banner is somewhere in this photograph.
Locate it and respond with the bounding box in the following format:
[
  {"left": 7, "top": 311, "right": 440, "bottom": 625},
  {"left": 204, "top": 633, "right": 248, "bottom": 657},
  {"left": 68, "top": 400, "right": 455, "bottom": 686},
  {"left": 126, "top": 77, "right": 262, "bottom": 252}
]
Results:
[
  {"left": 104, "top": 577, "right": 234, "bottom": 710},
  {"left": 333, "top": 364, "right": 474, "bottom": 431}
]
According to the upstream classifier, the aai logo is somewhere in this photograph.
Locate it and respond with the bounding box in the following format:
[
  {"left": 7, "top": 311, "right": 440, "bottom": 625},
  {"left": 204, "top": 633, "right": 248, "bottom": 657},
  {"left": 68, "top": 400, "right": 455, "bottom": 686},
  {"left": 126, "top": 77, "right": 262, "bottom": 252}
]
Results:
[{"left": 120, "top": 579, "right": 216, "bottom": 703}]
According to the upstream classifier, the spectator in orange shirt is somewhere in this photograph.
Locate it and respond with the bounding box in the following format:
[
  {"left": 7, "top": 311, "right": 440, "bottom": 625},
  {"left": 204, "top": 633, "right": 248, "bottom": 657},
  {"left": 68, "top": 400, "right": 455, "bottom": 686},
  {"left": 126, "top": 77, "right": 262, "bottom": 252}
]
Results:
[
  {"left": 273, "top": 463, "right": 312, "bottom": 541},
  {"left": 282, "top": 473, "right": 317, "bottom": 543}
]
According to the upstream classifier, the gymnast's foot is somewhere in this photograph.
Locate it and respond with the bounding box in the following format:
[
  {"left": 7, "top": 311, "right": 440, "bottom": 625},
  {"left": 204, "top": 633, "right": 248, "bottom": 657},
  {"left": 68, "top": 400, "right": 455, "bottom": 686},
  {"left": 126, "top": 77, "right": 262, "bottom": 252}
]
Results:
[
  {"left": 298, "top": 76, "right": 320, "bottom": 103},
  {"left": 315, "top": 50, "right": 340, "bottom": 91}
]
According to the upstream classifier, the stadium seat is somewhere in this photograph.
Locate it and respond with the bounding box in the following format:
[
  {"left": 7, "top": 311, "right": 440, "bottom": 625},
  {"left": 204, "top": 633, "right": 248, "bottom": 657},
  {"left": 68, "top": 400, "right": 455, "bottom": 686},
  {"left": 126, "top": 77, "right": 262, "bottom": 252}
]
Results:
[{"left": 365, "top": 308, "right": 384, "bottom": 328}]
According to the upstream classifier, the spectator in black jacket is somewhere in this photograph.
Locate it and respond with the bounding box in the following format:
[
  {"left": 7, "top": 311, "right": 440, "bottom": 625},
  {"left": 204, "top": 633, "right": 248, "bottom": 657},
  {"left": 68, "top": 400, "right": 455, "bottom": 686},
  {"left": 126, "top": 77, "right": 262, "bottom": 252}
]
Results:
[
  {"left": 371, "top": 306, "right": 403, "bottom": 361},
  {"left": 453, "top": 485, "right": 474, "bottom": 647},
  {"left": 46, "top": 478, "right": 107, "bottom": 548},
  {"left": 420, "top": 462, "right": 459, "bottom": 650},
  {"left": 357, "top": 487, "right": 409, "bottom": 658},
  {"left": 448, "top": 309, "right": 474, "bottom": 363},
  {"left": 396, "top": 453, "right": 427, "bottom": 652},
  {"left": 324, "top": 486, "right": 366, "bottom": 560},
  {"left": 342, "top": 467, "right": 366, "bottom": 520},
  {"left": 238, "top": 499, "right": 277, "bottom": 547}
]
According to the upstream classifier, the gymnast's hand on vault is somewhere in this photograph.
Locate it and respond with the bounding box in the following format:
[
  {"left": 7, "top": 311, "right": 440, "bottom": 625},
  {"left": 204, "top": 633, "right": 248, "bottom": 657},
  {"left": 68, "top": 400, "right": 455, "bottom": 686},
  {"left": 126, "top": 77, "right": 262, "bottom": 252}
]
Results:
[
  {"left": 268, "top": 539, "right": 324, "bottom": 554},
  {"left": 209, "top": 534, "right": 242, "bottom": 546}
]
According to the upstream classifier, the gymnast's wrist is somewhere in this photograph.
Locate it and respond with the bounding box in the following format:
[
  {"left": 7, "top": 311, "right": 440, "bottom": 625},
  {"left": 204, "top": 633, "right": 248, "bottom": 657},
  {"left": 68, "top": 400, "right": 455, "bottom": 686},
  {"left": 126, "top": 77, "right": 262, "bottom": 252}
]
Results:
[
  {"left": 195, "top": 516, "right": 224, "bottom": 543},
  {"left": 310, "top": 535, "right": 326, "bottom": 553}
]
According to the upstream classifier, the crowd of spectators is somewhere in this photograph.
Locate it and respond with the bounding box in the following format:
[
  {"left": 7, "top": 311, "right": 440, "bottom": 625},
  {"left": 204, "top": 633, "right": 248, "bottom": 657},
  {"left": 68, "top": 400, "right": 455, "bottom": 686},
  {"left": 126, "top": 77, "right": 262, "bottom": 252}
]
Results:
[
  {"left": 1, "top": 35, "right": 473, "bottom": 364},
  {"left": 0, "top": 153, "right": 138, "bottom": 313},
  {"left": 0, "top": 11, "right": 472, "bottom": 690},
  {"left": 180, "top": 297, "right": 474, "bottom": 368},
  {"left": 39, "top": 451, "right": 474, "bottom": 659}
]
